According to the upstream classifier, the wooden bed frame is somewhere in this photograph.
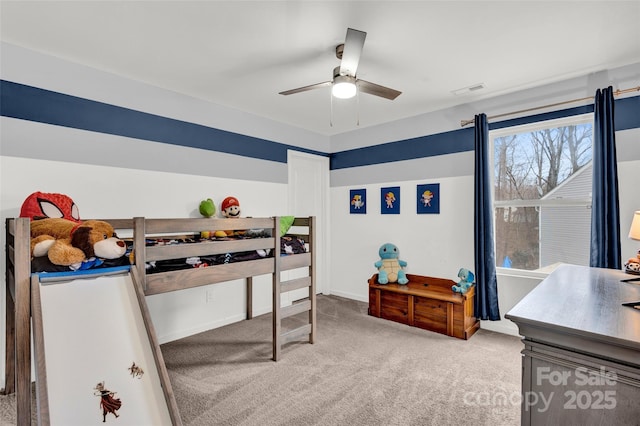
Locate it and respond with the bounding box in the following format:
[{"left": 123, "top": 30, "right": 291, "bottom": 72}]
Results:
[{"left": 4, "top": 215, "right": 316, "bottom": 425}]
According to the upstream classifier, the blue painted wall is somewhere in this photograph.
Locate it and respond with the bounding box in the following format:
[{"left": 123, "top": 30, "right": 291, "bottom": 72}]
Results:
[
  {"left": 0, "top": 80, "right": 327, "bottom": 163},
  {"left": 3, "top": 79, "right": 637, "bottom": 173},
  {"left": 330, "top": 97, "right": 640, "bottom": 170}
]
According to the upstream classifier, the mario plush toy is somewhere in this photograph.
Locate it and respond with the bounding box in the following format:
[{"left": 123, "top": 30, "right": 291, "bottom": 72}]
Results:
[
  {"left": 221, "top": 196, "right": 241, "bottom": 218},
  {"left": 211, "top": 197, "right": 242, "bottom": 237}
]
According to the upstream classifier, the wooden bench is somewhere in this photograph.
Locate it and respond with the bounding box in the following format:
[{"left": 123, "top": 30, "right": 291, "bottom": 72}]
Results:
[{"left": 368, "top": 273, "right": 480, "bottom": 339}]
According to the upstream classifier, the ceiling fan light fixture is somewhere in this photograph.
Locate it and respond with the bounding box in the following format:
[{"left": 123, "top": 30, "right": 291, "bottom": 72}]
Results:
[
  {"left": 332, "top": 75, "right": 357, "bottom": 99},
  {"left": 280, "top": 29, "right": 400, "bottom": 102}
]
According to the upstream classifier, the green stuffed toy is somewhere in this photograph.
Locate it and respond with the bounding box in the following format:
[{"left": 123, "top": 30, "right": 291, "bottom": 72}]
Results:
[
  {"left": 374, "top": 243, "right": 408, "bottom": 284},
  {"left": 199, "top": 198, "right": 216, "bottom": 218},
  {"left": 280, "top": 216, "right": 295, "bottom": 236}
]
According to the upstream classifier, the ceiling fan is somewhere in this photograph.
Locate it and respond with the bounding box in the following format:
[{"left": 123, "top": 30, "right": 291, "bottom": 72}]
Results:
[{"left": 279, "top": 28, "right": 401, "bottom": 101}]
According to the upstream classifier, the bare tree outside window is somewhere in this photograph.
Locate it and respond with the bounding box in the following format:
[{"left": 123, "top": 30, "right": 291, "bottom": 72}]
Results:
[{"left": 492, "top": 116, "right": 593, "bottom": 271}]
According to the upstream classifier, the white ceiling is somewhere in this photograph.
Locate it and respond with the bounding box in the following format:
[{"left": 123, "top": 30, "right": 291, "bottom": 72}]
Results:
[{"left": 2, "top": 1, "right": 639, "bottom": 136}]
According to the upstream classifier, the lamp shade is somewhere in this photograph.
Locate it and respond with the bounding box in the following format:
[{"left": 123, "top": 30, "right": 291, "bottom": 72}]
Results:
[{"left": 629, "top": 211, "right": 640, "bottom": 241}]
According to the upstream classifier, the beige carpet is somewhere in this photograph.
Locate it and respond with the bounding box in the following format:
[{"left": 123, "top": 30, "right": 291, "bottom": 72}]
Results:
[{"left": 0, "top": 295, "right": 523, "bottom": 425}]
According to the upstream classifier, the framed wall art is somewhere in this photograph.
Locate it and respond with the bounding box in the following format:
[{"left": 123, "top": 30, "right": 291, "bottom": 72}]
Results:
[
  {"left": 349, "top": 189, "right": 367, "bottom": 214},
  {"left": 417, "top": 183, "right": 440, "bottom": 214},
  {"left": 381, "top": 186, "right": 400, "bottom": 214}
]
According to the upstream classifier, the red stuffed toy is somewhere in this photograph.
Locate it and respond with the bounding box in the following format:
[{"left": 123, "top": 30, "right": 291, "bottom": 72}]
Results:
[
  {"left": 20, "top": 191, "right": 81, "bottom": 222},
  {"left": 221, "top": 196, "right": 241, "bottom": 218}
]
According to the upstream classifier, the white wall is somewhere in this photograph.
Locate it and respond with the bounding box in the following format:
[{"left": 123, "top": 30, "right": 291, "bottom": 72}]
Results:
[
  {"left": 329, "top": 120, "right": 640, "bottom": 338},
  {"left": 1, "top": 43, "right": 638, "bottom": 389},
  {"left": 329, "top": 63, "right": 640, "bottom": 321},
  {"left": 1, "top": 156, "right": 289, "bottom": 338},
  {"left": 329, "top": 154, "right": 475, "bottom": 300}
]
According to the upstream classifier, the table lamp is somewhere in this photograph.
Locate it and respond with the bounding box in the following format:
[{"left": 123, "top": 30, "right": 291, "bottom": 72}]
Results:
[
  {"left": 622, "top": 211, "right": 640, "bottom": 282},
  {"left": 629, "top": 211, "right": 640, "bottom": 241}
]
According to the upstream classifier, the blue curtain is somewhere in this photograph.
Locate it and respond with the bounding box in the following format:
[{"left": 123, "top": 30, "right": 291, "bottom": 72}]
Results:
[
  {"left": 590, "top": 86, "right": 621, "bottom": 269},
  {"left": 474, "top": 114, "right": 500, "bottom": 321}
]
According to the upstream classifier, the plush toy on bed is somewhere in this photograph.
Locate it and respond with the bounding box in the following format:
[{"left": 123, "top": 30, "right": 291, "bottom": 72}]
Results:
[
  {"left": 30, "top": 218, "right": 127, "bottom": 266},
  {"left": 221, "top": 196, "right": 241, "bottom": 219},
  {"left": 374, "top": 243, "right": 408, "bottom": 285},
  {"left": 20, "top": 191, "right": 81, "bottom": 222},
  {"left": 216, "top": 196, "right": 241, "bottom": 237},
  {"left": 452, "top": 268, "right": 475, "bottom": 294},
  {"left": 199, "top": 198, "right": 216, "bottom": 218}
]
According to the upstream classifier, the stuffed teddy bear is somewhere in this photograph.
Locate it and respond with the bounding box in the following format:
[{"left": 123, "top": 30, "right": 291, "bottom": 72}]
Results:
[
  {"left": 624, "top": 249, "right": 640, "bottom": 274},
  {"left": 30, "top": 218, "right": 127, "bottom": 266},
  {"left": 374, "top": 243, "right": 408, "bottom": 284},
  {"left": 452, "top": 268, "right": 475, "bottom": 294}
]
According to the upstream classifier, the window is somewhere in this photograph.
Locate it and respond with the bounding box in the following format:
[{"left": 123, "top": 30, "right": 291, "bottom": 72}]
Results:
[{"left": 491, "top": 114, "right": 593, "bottom": 272}]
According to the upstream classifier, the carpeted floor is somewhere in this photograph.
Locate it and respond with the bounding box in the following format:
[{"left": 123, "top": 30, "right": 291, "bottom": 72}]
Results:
[
  {"left": 162, "top": 295, "right": 522, "bottom": 425},
  {"left": 0, "top": 294, "right": 523, "bottom": 425}
]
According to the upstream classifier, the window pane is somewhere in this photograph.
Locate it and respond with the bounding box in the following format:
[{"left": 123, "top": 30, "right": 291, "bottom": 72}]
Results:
[
  {"left": 540, "top": 206, "right": 591, "bottom": 267},
  {"left": 495, "top": 206, "right": 539, "bottom": 270},
  {"left": 494, "top": 123, "right": 592, "bottom": 202},
  {"left": 492, "top": 116, "right": 593, "bottom": 272}
]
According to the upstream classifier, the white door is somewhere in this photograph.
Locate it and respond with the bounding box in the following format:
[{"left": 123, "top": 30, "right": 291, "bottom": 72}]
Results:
[{"left": 287, "top": 150, "right": 329, "bottom": 300}]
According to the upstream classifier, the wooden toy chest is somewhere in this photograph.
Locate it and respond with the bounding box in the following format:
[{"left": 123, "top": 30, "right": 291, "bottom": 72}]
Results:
[{"left": 368, "top": 273, "right": 480, "bottom": 339}]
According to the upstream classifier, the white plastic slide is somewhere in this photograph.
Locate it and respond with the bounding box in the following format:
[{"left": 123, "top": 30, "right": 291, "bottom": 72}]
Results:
[{"left": 33, "top": 271, "right": 175, "bottom": 425}]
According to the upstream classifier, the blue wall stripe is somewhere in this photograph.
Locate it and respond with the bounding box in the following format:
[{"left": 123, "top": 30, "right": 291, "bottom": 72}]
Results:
[
  {"left": 2, "top": 80, "right": 637, "bottom": 171},
  {"left": 614, "top": 95, "right": 640, "bottom": 131},
  {"left": 330, "top": 97, "right": 639, "bottom": 170},
  {"left": 0, "top": 80, "right": 328, "bottom": 163},
  {"left": 330, "top": 127, "right": 474, "bottom": 170}
]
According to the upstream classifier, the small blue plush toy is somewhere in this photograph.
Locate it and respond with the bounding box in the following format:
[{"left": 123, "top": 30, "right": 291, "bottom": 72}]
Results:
[
  {"left": 374, "top": 243, "right": 408, "bottom": 285},
  {"left": 452, "top": 268, "right": 475, "bottom": 294}
]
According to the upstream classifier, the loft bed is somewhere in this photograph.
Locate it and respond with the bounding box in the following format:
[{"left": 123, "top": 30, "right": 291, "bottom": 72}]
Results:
[{"left": 4, "top": 215, "right": 316, "bottom": 425}]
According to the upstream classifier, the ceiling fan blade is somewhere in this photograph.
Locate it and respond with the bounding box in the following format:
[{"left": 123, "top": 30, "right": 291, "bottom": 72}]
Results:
[
  {"left": 279, "top": 81, "right": 332, "bottom": 96},
  {"left": 357, "top": 80, "right": 402, "bottom": 100},
  {"left": 339, "top": 28, "right": 366, "bottom": 77}
]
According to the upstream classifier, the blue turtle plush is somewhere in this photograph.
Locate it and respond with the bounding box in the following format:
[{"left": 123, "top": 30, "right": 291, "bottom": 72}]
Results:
[
  {"left": 452, "top": 268, "right": 475, "bottom": 294},
  {"left": 374, "top": 243, "right": 408, "bottom": 285}
]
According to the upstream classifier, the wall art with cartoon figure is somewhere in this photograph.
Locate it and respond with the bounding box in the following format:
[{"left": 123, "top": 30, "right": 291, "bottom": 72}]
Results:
[
  {"left": 349, "top": 189, "right": 367, "bottom": 214},
  {"left": 380, "top": 186, "right": 400, "bottom": 214},
  {"left": 417, "top": 183, "right": 440, "bottom": 214}
]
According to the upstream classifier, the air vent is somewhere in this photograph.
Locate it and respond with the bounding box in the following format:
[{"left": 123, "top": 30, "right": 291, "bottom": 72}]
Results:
[{"left": 452, "top": 83, "right": 486, "bottom": 96}]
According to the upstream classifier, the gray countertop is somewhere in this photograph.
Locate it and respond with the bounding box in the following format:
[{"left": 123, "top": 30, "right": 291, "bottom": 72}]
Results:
[{"left": 506, "top": 265, "right": 640, "bottom": 352}]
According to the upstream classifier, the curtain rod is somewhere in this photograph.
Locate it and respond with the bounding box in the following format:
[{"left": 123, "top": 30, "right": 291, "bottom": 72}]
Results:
[{"left": 460, "top": 86, "right": 640, "bottom": 127}]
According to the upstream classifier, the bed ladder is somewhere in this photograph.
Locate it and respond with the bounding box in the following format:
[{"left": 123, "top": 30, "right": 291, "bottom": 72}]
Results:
[{"left": 272, "top": 216, "right": 316, "bottom": 361}]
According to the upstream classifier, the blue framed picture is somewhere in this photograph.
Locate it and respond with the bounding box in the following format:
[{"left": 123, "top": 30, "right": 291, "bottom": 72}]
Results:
[
  {"left": 349, "top": 189, "right": 367, "bottom": 214},
  {"left": 417, "top": 183, "right": 440, "bottom": 214},
  {"left": 381, "top": 186, "right": 400, "bottom": 214}
]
